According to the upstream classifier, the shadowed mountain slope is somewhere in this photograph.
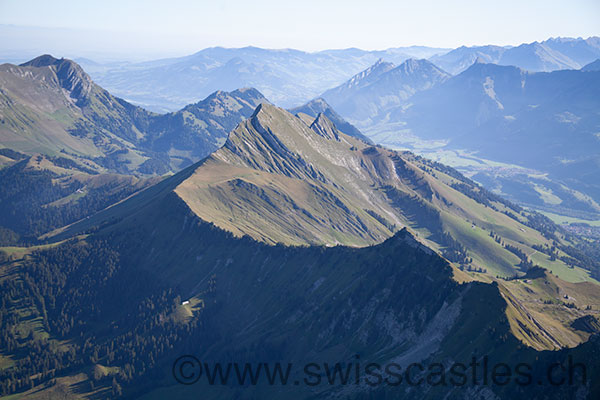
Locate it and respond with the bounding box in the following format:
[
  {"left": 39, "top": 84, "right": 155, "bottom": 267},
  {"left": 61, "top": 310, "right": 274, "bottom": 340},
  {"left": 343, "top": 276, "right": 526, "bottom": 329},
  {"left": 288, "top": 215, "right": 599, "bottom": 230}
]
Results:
[
  {"left": 3, "top": 171, "right": 599, "bottom": 398},
  {"left": 0, "top": 152, "right": 159, "bottom": 240},
  {"left": 582, "top": 58, "right": 600, "bottom": 71}
]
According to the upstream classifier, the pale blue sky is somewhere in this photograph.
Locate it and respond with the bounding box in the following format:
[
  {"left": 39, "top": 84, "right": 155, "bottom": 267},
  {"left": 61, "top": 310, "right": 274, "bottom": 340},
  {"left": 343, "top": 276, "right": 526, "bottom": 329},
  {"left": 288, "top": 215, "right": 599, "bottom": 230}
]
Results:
[{"left": 1, "top": 0, "right": 599, "bottom": 60}]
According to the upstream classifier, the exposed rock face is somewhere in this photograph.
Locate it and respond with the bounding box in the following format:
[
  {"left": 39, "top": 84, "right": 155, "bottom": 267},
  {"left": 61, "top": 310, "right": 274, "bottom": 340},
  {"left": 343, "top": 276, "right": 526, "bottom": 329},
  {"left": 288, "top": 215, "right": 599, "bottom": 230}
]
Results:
[{"left": 21, "top": 55, "right": 93, "bottom": 106}]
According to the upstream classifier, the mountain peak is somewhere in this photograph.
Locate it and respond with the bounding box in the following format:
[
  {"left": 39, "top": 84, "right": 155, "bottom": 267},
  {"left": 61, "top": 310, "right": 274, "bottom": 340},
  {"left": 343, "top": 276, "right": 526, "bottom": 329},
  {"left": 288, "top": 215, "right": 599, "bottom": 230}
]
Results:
[
  {"left": 366, "top": 58, "right": 395, "bottom": 74},
  {"left": 288, "top": 98, "right": 371, "bottom": 143},
  {"left": 385, "top": 227, "right": 434, "bottom": 254},
  {"left": 309, "top": 112, "right": 340, "bottom": 141},
  {"left": 395, "top": 58, "right": 448, "bottom": 75},
  {"left": 204, "top": 89, "right": 234, "bottom": 102},
  {"left": 231, "top": 87, "right": 265, "bottom": 98},
  {"left": 345, "top": 59, "right": 396, "bottom": 89},
  {"left": 18, "top": 55, "right": 93, "bottom": 106},
  {"left": 402, "top": 57, "right": 419, "bottom": 66},
  {"left": 320, "top": 57, "right": 450, "bottom": 129},
  {"left": 181, "top": 88, "right": 267, "bottom": 128},
  {"left": 19, "top": 54, "right": 61, "bottom": 68},
  {"left": 215, "top": 103, "right": 337, "bottom": 185},
  {"left": 290, "top": 97, "right": 330, "bottom": 115},
  {"left": 242, "top": 103, "right": 295, "bottom": 140},
  {"left": 250, "top": 101, "right": 270, "bottom": 118},
  {"left": 310, "top": 97, "right": 329, "bottom": 108},
  {"left": 194, "top": 87, "right": 266, "bottom": 105}
]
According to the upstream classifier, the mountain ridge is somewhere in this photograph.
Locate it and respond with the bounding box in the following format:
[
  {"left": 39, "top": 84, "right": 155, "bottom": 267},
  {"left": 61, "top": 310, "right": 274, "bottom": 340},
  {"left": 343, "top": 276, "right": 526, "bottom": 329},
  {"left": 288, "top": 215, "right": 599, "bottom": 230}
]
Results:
[
  {"left": 288, "top": 97, "right": 371, "bottom": 143},
  {"left": 20, "top": 54, "right": 94, "bottom": 106},
  {"left": 430, "top": 36, "right": 600, "bottom": 74},
  {"left": 76, "top": 45, "right": 450, "bottom": 111},
  {"left": 0, "top": 55, "right": 267, "bottom": 174},
  {"left": 321, "top": 58, "right": 451, "bottom": 127},
  {"left": 54, "top": 103, "right": 600, "bottom": 288},
  {"left": 582, "top": 58, "right": 600, "bottom": 71}
]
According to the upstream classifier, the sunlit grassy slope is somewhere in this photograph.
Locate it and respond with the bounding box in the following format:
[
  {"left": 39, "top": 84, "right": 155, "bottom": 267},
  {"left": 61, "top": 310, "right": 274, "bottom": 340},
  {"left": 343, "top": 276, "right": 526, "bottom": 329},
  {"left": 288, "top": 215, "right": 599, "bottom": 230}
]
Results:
[{"left": 49, "top": 103, "right": 600, "bottom": 351}]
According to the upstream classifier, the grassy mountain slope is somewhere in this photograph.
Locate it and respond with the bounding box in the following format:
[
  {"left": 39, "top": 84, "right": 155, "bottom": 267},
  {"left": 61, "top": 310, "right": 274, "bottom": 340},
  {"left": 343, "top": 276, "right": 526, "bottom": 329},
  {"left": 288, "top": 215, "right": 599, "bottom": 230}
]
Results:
[
  {"left": 0, "top": 191, "right": 458, "bottom": 397},
  {"left": 52, "top": 103, "right": 600, "bottom": 352},
  {"left": 0, "top": 150, "right": 159, "bottom": 242},
  {"left": 0, "top": 55, "right": 266, "bottom": 174},
  {"left": 2, "top": 186, "right": 599, "bottom": 399}
]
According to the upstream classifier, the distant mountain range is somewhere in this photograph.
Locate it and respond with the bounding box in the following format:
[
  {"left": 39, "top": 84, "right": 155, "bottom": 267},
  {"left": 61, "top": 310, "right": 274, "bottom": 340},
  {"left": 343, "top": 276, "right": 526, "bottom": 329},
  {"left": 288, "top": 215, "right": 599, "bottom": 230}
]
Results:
[
  {"left": 62, "top": 37, "right": 600, "bottom": 113},
  {"left": 320, "top": 56, "right": 600, "bottom": 219},
  {"left": 288, "top": 97, "right": 372, "bottom": 143},
  {"left": 77, "top": 46, "right": 449, "bottom": 112},
  {"left": 321, "top": 58, "right": 450, "bottom": 127},
  {"left": 430, "top": 37, "right": 600, "bottom": 74},
  {"left": 402, "top": 62, "right": 600, "bottom": 211},
  {"left": 582, "top": 58, "right": 600, "bottom": 71}
]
